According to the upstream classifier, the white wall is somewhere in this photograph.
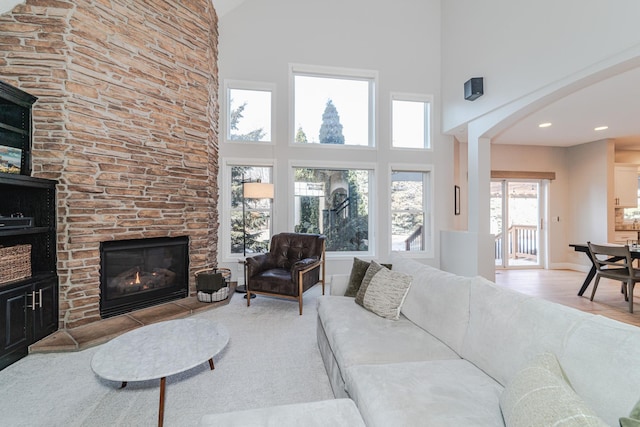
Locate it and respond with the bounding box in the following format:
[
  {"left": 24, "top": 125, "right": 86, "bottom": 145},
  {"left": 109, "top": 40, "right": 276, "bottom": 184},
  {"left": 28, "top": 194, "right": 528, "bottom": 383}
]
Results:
[
  {"left": 565, "top": 140, "right": 613, "bottom": 269},
  {"left": 441, "top": 0, "right": 640, "bottom": 134},
  {"left": 216, "top": 0, "right": 450, "bottom": 277}
]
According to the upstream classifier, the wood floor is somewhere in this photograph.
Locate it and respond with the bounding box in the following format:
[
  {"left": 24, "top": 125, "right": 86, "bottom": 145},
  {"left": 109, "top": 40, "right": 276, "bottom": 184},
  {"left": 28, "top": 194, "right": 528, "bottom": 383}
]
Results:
[{"left": 495, "top": 269, "right": 640, "bottom": 328}]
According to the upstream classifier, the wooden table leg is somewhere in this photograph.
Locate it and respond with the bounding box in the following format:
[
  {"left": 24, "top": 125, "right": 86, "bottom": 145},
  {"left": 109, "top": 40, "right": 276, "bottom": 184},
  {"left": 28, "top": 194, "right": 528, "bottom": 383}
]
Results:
[
  {"left": 208, "top": 358, "right": 214, "bottom": 370},
  {"left": 158, "top": 376, "right": 166, "bottom": 427}
]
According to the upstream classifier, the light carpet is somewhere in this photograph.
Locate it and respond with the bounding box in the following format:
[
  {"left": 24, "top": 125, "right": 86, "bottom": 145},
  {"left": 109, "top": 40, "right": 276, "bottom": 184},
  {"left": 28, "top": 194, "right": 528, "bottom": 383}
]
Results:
[{"left": 0, "top": 286, "right": 334, "bottom": 426}]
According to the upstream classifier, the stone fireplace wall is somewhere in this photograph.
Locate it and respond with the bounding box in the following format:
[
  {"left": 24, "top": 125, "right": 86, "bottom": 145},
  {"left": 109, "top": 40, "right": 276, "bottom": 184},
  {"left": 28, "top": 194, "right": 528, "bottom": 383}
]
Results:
[{"left": 0, "top": 0, "right": 219, "bottom": 328}]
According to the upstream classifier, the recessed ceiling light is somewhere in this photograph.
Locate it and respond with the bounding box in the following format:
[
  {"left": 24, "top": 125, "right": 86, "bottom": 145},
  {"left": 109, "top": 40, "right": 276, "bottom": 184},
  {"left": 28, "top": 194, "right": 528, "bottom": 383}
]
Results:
[
  {"left": 538, "top": 122, "right": 552, "bottom": 128},
  {"left": 594, "top": 126, "right": 608, "bottom": 131}
]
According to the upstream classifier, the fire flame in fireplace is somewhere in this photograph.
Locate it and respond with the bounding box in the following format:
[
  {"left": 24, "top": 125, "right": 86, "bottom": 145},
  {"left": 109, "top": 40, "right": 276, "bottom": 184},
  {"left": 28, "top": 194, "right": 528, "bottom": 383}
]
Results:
[{"left": 135, "top": 271, "right": 141, "bottom": 284}]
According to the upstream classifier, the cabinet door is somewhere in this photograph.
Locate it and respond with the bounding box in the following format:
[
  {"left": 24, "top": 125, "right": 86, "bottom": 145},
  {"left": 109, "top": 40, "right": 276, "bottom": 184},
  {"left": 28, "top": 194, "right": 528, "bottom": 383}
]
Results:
[
  {"left": 615, "top": 165, "right": 638, "bottom": 207},
  {"left": 32, "top": 277, "right": 58, "bottom": 341},
  {"left": 0, "top": 284, "right": 30, "bottom": 370}
]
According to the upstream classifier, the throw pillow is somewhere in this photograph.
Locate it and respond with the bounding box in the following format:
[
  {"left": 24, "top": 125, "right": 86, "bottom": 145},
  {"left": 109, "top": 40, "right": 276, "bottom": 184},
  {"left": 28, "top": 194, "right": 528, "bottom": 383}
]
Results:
[
  {"left": 355, "top": 261, "right": 386, "bottom": 306},
  {"left": 345, "top": 258, "right": 372, "bottom": 297},
  {"left": 620, "top": 398, "right": 640, "bottom": 427},
  {"left": 361, "top": 267, "right": 412, "bottom": 320},
  {"left": 345, "top": 258, "right": 392, "bottom": 297},
  {"left": 500, "top": 353, "right": 608, "bottom": 427}
]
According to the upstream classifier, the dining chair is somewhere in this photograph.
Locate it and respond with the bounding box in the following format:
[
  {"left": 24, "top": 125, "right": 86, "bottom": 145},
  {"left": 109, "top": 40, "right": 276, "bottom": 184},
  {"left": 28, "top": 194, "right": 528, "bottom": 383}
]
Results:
[{"left": 586, "top": 241, "right": 639, "bottom": 313}]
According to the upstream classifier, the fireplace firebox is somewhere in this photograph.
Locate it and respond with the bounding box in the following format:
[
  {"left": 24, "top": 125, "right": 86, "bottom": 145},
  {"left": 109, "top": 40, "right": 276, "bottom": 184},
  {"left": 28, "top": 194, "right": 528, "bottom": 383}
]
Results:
[{"left": 99, "top": 236, "right": 189, "bottom": 318}]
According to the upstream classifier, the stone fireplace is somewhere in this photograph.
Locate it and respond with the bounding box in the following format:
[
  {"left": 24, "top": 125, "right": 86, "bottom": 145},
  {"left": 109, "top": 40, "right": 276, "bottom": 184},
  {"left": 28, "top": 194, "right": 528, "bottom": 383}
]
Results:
[
  {"left": 100, "top": 236, "right": 189, "bottom": 318},
  {"left": 0, "top": 1, "right": 220, "bottom": 328}
]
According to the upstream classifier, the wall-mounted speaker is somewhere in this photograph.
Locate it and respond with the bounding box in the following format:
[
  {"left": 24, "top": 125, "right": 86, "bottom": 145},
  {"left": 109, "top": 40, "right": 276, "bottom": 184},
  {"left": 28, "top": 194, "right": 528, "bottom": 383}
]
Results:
[{"left": 464, "top": 77, "right": 483, "bottom": 101}]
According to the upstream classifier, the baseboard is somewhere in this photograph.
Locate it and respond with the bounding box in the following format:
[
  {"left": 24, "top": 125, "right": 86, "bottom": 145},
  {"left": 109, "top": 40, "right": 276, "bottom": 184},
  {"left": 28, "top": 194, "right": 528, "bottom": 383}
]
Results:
[{"left": 548, "top": 262, "right": 589, "bottom": 273}]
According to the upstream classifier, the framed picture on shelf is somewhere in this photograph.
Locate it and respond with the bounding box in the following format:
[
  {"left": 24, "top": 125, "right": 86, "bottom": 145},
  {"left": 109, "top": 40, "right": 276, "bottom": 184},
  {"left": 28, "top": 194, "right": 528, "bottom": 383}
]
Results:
[{"left": 0, "top": 146, "right": 23, "bottom": 175}]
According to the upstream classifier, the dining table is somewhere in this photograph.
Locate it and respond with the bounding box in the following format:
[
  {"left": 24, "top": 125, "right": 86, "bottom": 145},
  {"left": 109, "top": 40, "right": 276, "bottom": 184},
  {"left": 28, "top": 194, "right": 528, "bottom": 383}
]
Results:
[{"left": 569, "top": 243, "right": 640, "bottom": 296}]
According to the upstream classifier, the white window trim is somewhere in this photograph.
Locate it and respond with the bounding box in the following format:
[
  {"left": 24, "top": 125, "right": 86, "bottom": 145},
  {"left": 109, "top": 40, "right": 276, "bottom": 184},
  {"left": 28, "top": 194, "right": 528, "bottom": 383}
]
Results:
[
  {"left": 223, "top": 79, "right": 276, "bottom": 145},
  {"left": 288, "top": 63, "right": 378, "bottom": 148},
  {"left": 388, "top": 163, "right": 434, "bottom": 258},
  {"left": 390, "top": 92, "right": 433, "bottom": 151},
  {"left": 289, "top": 159, "right": 378, "bottom": 259},
  {"left": 220, "top": 157, "right": 276, "bottom": 262}
]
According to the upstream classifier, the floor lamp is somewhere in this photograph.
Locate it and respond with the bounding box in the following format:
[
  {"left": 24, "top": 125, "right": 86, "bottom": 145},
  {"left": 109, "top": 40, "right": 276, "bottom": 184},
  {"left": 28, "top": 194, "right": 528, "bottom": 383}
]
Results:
[{"left": 237, "top": 179, "right": 274, "bottom": 295}]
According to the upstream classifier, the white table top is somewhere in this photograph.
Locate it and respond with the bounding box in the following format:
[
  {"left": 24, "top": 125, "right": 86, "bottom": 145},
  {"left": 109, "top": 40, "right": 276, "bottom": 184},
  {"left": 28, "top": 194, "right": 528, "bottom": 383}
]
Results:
[{"left": 91, "top": 318, "right": 229, "bottom": 382}]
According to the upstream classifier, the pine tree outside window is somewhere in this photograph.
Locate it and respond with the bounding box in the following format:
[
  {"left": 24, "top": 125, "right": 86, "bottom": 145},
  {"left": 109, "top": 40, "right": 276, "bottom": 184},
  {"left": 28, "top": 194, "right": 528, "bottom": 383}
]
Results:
[{"left": 291, "top": 64, "right": 376, "bottom": 146}]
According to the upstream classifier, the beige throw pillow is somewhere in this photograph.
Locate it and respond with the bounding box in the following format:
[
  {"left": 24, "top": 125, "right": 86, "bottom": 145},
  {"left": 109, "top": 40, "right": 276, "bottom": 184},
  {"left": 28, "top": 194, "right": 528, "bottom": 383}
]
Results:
[
  {"left": 500, "top": 353, "right": 608, "bottom": 427},
  {"left": 355, "top": 261, "right": 386, "bottom": 306},
  {"left": 361, "top": 268, "right": 412, "bottom": 320}
]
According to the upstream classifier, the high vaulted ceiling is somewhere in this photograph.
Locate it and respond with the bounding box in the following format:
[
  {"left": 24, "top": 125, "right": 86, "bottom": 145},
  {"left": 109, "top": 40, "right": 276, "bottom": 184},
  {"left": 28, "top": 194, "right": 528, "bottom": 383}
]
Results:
[{"left": 492, "top": 66, "right": 640, "bottom": 149}]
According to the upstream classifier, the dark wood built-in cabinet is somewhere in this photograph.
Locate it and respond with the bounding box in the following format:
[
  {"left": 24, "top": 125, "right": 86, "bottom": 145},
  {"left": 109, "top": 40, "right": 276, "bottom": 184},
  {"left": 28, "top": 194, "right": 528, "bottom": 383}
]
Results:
[
  {"left": 0, "top": 81, "right": 58, "bottom": 370},
  {"left": 0, "top": 174, "right": 58, "bottom": 370}
]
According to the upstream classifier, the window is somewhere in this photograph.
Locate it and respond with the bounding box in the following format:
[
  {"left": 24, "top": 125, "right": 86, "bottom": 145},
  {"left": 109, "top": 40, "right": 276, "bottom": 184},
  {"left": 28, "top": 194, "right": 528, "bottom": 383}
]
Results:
[
  {"left": 230, "top": 165, "right": 273, "bottom": 255},
  {"left": 391, "top": 169, "right": 430, "bottom": 252},
  {"left": 391, "top": 93, "right": 432, "bottom": 149},
  {"left": 291, "top": 64, "right": 376, "bottom": 146},
  {"left": 293, "top": 166, "right": 371, "bottom": 252},
  {"left": 225, "top": 81, "right": 274, "bottom": 143}
]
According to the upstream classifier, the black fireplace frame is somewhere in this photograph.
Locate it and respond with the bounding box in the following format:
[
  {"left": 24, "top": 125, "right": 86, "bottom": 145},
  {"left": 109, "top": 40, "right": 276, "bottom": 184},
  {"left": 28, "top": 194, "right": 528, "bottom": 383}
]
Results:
[{"left": 99, "top": 236, "right": 189, "bottom": 318}]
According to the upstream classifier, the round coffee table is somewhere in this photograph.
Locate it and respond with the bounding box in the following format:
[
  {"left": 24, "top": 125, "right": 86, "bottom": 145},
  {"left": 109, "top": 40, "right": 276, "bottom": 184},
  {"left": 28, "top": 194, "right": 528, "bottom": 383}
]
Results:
[{"left": 91, "top": 318, "right": 229, "bottom": 427}]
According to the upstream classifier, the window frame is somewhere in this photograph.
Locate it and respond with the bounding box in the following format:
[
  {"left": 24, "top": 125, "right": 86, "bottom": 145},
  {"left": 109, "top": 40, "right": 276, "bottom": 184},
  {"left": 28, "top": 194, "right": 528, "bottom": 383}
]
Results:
[
  {"left": 221, "top": 158, "right": 276, "bottom": 261},
  {"left": 388, "top": 164, "right": 433, "bottom": 257},
  {"left": 289, "top": 63, "right": 378, "bottom": 148},
  {"left": 289, "top": 159, "right": 377, "bottom": 258},
  {"left": 390, "top": 92, "right": 433, "bottom": 150},
  {"left": 223, "top": 79, "right": 276, "bottom": 145}
]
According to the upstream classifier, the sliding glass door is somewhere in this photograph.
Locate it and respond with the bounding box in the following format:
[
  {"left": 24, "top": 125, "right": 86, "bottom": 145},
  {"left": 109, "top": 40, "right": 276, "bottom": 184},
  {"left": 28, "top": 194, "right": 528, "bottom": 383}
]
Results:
[{"left": 491, "top": 180, "right": 543, "bottom": 268}]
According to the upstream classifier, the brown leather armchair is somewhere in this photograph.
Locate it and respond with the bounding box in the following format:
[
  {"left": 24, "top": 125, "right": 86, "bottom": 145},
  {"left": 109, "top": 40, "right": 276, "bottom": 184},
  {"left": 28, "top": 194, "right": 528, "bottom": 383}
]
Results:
[{"left": 246, "top": 233, "right": 326, "bottom": 315}]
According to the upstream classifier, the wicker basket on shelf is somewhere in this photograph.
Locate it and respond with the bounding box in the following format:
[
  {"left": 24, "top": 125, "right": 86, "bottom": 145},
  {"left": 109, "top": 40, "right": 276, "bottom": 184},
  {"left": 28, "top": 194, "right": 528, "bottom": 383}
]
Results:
[
  {"left": 0, "top": 244, "right": 32, "bottom": 285},
  {"left": 195, "top": 267, "right": 231, "bottom": 303}
]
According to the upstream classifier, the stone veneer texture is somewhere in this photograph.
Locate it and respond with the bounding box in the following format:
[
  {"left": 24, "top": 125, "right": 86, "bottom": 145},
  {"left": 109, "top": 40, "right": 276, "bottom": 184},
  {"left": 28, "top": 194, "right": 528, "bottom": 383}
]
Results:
[{"left": 0, "top": 0, "right": 219, "bottom": 328}]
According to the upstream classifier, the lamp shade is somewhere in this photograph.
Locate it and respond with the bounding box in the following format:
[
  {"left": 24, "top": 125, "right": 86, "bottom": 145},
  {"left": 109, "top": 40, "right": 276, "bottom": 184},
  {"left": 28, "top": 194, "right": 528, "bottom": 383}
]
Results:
[{"left": 243, "top": 182, "right": 274, "bottom": 199}]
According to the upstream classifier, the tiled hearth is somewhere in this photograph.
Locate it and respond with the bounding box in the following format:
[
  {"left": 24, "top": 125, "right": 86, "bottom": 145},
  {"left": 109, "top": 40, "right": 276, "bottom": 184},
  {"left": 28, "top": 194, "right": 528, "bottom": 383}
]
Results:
[{"left": 30, "top": 283, "right": 236, "bottom": 353}]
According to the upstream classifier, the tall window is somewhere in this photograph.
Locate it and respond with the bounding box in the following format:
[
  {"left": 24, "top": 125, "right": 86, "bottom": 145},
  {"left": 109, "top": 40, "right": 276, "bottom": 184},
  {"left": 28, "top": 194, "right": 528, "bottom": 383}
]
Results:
[
  {"left": 391, "top": 170, "right": 430, "bottom": 252},
  {"left": 230, "top": 166, "right": 273, "bottom": 255},
  {"left": 391, "top": 93, "right": 432, "bottom": 149},
  {"left": 225, "top": 81, "right": 274, "bottom": 143},
  {"left": 294, "top": 167, "right": 371, "bottom": 252},
  {"left": 291, "top": 64, "right": 376, "bottom": 146}
]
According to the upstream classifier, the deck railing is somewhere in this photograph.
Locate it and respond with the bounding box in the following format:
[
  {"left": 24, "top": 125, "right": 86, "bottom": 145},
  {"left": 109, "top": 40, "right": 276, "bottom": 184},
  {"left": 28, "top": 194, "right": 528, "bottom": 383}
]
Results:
[
  {"left": 404, "top": 225, "right": 424, "bottom": 251},
  {"left": 495, "top": 225, "right": 537, "bottom": 261}
]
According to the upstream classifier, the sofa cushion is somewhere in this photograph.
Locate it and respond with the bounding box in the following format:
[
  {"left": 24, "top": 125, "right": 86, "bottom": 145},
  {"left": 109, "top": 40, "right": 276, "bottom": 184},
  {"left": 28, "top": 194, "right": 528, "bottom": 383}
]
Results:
[
  {"left": 460, "top": 276, "right": 589, "bottom": 387},
  {"left": 317, "top": 296, "right": 459, "bottom": 373},
  {"left": 361, "top": 268, "right": 412, "bottom": 320},
  {"left": 392, "top": 256, "right": 472, "bottom": 354},
  {"left": 560, "top": 315, "right": 640, "bottom": 426},
  {"left": 500, "top": 353, "right": 607, "bottom": 427},
  {"left": 346, "top": 359, "right": 504, "bottom": 427},
  {"left": 345, "top": 258, "right": 391, "bottom": 297}
]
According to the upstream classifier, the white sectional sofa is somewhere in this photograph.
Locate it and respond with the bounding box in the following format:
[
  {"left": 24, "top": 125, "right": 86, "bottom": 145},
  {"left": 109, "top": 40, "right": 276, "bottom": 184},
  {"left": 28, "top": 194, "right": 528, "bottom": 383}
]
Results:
[{"left": 317, "top": 256, "right": 640, "bottom": 426}]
